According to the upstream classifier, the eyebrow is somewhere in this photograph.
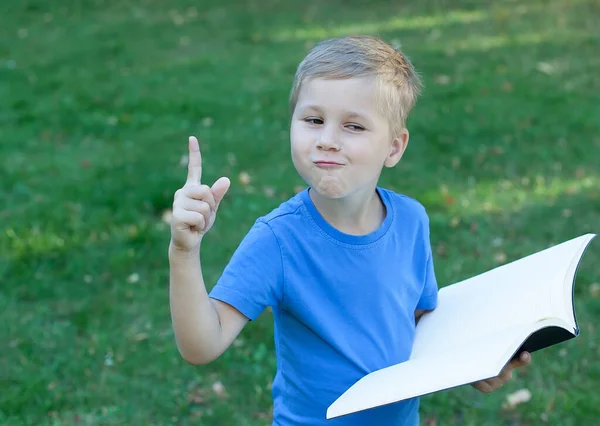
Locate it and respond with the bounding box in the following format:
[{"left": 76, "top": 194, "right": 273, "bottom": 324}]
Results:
[
  {"left": 299, "top": 104, "right": 323, "bottom": 113},
  {"left": 299, "top": 105, "right": 372, "bottom": 122}
]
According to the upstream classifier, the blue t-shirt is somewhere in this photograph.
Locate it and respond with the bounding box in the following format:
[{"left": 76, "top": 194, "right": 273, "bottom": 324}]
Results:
[{"left": 209, "top": 187, "right": 438, "bottom": 426}]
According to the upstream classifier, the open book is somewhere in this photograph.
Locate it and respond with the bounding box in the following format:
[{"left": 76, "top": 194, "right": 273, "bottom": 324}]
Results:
[{"left": 327, "top": 233, "right": 597, "bottom": 419}]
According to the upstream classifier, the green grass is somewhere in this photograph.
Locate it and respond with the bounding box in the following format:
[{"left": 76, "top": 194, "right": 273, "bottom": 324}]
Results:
[{"left": 2, "top": 0, "right": 600, "bottom": 424}]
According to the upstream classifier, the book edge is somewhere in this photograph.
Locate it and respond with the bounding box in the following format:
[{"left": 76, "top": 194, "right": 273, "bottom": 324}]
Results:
[{"left": 568, "top": 233, "right": 597, "bottom": 335}]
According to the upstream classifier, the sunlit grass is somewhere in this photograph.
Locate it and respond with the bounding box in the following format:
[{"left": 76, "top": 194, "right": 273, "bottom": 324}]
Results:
[
  {"left": 433, "top": 28, "right": 595, "bottom": 53},
  {"left": 433, "top": 175, "right": 599, "bottom": 216},
  {"left": 1, "top": 219, "right": 169, "bottom": 261},
  {"left": 269, "top": 10, "right": 488, "bottom": 42}
]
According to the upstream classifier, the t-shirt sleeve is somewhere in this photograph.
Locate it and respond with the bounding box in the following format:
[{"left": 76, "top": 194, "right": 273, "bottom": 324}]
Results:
[
  {"left": 416, "top": 213, "right": 439, "bottom": 311},
  {"left": 208, "top": 219, "right": 283, "bottom": 321}
]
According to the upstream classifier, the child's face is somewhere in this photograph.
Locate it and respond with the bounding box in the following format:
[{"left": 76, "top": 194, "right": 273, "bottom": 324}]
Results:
[{"left": 290, "top": 76, "right": 406, "bottom": 199}]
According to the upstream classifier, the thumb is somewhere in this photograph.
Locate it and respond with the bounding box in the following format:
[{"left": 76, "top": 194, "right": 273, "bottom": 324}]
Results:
[{"left": 211, "top": 177, "right": 231, "bottom": 210}]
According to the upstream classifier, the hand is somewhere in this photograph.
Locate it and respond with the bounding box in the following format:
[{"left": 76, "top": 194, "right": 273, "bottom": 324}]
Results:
[
  {"left": 471, "top": 351, "right": 531, "bottom": 393},
  {"left": 170, "top": 136, "right": 231, "bottom": 252}
]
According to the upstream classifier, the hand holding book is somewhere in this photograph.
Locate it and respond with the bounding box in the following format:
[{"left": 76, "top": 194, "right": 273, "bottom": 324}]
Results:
[{"left": 470, "top": 351, "right": 531, "bottom": 393}]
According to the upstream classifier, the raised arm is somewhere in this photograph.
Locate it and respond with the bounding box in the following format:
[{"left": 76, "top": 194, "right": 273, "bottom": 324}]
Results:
[{"left": 169, "top": 136, "right": 248, "bottom": 365}]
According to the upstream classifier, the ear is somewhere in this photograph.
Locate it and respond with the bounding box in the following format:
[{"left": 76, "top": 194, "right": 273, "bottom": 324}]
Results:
[{"left": 384, "top": 128, "right": 409, "bottom": 168}]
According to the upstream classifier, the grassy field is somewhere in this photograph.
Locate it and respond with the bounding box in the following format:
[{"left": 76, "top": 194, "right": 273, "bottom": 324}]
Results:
[{"left": 2, "top": 0, "right": 600, "bottom": 424}]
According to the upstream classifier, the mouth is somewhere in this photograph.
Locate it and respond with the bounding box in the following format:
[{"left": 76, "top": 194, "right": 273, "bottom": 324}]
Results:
[{"left": 314, "top": 161, "right": 345, "bottom": 168}]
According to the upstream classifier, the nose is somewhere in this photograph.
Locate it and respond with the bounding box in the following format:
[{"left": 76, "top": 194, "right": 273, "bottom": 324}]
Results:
[{"left": 316, "top": 125, "right": 340, "bottom": 151}]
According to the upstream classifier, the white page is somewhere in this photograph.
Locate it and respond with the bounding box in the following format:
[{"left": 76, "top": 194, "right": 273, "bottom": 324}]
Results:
[
  {"left": 327, "top": 325, "right": 528, "bottom": 419},
  {"left": 327, "top": 318, "right": 569, "bottom": 419},
  {"left": 411, "top": 234, "right": 596, "bottom": 360}
]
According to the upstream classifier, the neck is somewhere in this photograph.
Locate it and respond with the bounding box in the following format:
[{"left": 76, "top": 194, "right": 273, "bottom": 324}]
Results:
[{"left": 309, "top": 186, "right": 385, "bottom": 236}]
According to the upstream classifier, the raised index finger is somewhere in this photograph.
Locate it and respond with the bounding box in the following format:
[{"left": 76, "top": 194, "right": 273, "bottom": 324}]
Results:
[{"left": 186, "top": 136, "right": 202, "bottom": 185}]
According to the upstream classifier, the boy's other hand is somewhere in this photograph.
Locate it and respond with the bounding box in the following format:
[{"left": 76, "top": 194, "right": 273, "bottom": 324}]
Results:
[
  {"left": 470, "top": 351, "right": 531, "bottom": 393},
  {"left": 170, "top": 136, "right": 231, "bottom": 253}
]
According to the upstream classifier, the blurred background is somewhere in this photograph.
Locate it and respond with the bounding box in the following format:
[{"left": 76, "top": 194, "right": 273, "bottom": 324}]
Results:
[{"left": 1, "top": 0, "right": 599, "bottom": 424}]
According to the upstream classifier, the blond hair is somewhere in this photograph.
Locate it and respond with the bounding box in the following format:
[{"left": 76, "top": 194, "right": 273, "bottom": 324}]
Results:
[{"left": 289, "top": 35, "right": 423, "bottom": 136}]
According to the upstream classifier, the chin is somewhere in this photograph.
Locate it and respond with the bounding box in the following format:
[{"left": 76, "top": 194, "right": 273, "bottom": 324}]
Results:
[{"left": 312, "top": 177, "right": 348, "bottom": 199}]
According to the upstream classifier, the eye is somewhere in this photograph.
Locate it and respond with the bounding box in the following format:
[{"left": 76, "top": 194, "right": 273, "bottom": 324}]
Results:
[
  {"left": 346, "top": 123, "right": 365, "bottom": 132},
  {"left": 304, "top": 117, "right": 323, "bottom": 125}
]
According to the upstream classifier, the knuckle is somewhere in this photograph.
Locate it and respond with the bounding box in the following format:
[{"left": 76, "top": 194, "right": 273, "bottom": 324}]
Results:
[
  {"left": 172, "top": 196, "right": 185, "bottom": 208},
  {"left": 199, "top": 185, "right": 214, "bottom": 200},
  {"left": 181, "top": 186, "right": 196, "bottom": 199},
  {"left": 187, "top": 185, "right": 207, "bottom": 200},
  {"left": 199, "top": 202, "right": 211, "bottom": 215}
]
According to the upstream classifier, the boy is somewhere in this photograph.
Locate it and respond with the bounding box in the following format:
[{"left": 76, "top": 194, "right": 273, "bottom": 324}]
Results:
[{"left": 169, "top": 35, "right": 531, "bottom": 425}]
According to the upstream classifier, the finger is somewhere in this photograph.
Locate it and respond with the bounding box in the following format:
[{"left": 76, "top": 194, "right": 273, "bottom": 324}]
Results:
[
  {"left": 186, "top": 136, "right": 202, "bottom": 186},
  {"left": 499, "top": 366, "right": 514, "bottom": 382},
  {"left": 520, "top": 351, "right": 531, "bottom": 365},
  {"left": 185, "top": 200, "right": 212, "bottom": 230},
  {"left": 180, "top": 199, "right": 211, "bottom": 230},
  {"left": 211, "top": 177, "right": 231, "bottom": 210},
  {"left": 485, "top": 377, "right": 504, "bottom": 390},
  {"left": 175, "top": 210, "right": 205, "bottom": 230},
  {"left": 509, "top": 351, "right": 531, "bottom": 369},
  {"left": 184, "top": 185, "right": 216, "bottom": 211},
  {"left": 473, "top": 380, "right": 494, "bottom": 393},
  {"left": 181, "top": 199, "right": 212, "bottom": 217}
]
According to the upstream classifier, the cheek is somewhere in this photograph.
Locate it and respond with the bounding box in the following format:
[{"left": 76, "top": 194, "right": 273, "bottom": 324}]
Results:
[
  {"left": 289, "top": 129, "right": 304, "bottom": 167},
  {"left": 349, "top": 138, "right": 388, "bottom": 166},
  {"left": 347, "top": 138, "right": 375, "bottom": 156},
  {"left": 290, "top": 125, "right": 311, "bottom": 155}
]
